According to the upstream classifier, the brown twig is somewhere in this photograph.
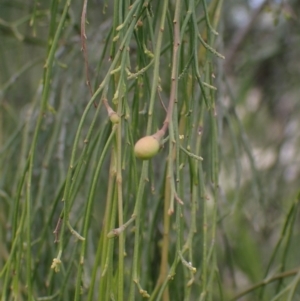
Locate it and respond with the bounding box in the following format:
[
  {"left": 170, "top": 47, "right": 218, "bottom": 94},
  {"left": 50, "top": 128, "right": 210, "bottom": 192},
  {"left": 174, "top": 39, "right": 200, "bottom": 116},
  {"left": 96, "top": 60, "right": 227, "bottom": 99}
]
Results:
[
  {"left": 53, "top": 217, "right": 63, "bottom": 243},
  {"left": 81, "top": 0, "right": 97, "bottom": 107},
  {"left": 159, "top": 3, "right": 182, "bottom": 301},
  {"left": 102, "top": 98, "right": 115, "bottom": 115},
  {"left": 161, "top": 3, "right": 181, "bottom": 134}
]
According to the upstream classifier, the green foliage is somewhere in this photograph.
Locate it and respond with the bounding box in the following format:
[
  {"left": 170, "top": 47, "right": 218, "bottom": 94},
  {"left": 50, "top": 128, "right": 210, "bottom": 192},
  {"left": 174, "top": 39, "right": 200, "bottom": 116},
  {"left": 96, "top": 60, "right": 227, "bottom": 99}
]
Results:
[{"left": 1, "top": 0, "right": 300, "bottom": 301}]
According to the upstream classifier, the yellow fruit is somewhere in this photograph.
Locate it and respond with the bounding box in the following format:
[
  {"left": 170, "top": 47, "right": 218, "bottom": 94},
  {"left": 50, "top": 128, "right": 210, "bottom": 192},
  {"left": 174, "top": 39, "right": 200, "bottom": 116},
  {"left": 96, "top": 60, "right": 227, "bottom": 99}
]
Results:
[
  {"left": 109, "top": 112, "right": 120, "bottom": 124},
  {"left": 134, "top": 135, "right": 160, "bottom": 160}
]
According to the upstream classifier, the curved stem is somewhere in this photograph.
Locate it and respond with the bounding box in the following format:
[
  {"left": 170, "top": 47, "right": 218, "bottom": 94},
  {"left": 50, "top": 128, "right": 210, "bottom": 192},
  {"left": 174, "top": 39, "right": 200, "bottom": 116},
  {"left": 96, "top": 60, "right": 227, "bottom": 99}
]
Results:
[{"left": 231, "top": 267, "right": 300, "bottom": 301}]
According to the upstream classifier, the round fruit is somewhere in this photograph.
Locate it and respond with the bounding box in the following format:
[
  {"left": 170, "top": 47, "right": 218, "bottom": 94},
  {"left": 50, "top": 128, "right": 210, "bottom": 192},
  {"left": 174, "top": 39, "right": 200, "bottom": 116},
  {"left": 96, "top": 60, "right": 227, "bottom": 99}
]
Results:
[
  {"left": 109, "top": 112, "right": 120, "bottom": 124},
  {"left": 134, "top": 135, "right": 160, "bottom": 160}
]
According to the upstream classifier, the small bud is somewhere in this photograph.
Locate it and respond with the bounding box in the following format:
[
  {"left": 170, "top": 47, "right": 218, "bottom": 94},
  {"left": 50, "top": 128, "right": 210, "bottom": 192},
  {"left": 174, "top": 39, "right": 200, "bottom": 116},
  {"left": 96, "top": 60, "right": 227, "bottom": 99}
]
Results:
[{"left": 51, "top": 258, "right": 61, "bottom": 273}]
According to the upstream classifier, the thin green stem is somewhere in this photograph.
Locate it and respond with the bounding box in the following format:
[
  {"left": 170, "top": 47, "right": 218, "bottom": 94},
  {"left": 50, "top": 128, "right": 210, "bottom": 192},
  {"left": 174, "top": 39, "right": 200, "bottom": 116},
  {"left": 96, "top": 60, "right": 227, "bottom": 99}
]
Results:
[
  {"left": 97, "top": 155, "right": 117, "bottom": 301},
  {"left": 231, "top": 267, "right": 300, "bottom": 301},
  {"left": 116, "top": 99, "right": 124, "bottom": 301},
  {"left": 25, "top": 0, "right": 71, "bottom": 298},
  {"left": 74, "top": 126, "right": 117, "bottom": 301}
]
